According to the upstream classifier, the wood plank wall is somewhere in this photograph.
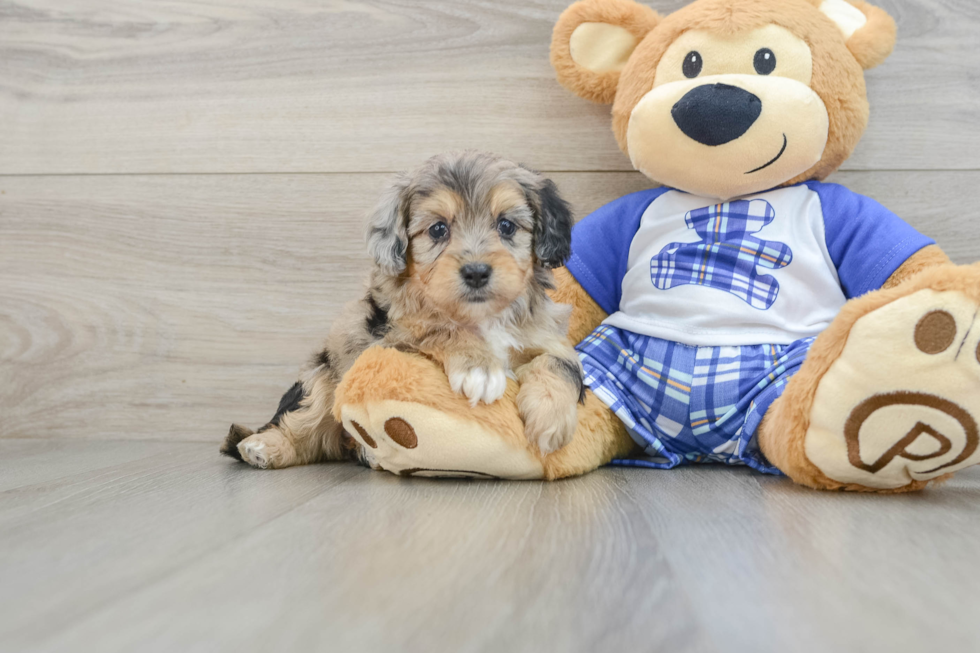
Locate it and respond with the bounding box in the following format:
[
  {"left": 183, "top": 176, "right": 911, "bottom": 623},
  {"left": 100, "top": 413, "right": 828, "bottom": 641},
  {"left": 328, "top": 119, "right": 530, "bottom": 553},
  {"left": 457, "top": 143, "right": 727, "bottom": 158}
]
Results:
[{"left": 2, "top": 0, "right": 979, "bottom": 440}]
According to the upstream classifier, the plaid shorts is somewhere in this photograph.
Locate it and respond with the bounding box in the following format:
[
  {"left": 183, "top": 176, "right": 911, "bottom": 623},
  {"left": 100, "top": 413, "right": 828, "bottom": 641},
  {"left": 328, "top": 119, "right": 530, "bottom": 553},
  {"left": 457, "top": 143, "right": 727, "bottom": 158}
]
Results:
[{"left": 577, "top": 325, "right": 815, "bottom": 475}]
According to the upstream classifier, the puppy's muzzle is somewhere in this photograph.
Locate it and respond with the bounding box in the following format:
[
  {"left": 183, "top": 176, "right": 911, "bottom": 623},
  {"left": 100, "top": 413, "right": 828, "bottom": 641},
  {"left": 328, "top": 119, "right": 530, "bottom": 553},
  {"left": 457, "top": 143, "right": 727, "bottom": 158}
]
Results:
[
  {"left": 672, "top": 83, "right": 762, "bottom": 146},
  {"left": 460, "top": 262, "right": 492, "bottom": 290}
]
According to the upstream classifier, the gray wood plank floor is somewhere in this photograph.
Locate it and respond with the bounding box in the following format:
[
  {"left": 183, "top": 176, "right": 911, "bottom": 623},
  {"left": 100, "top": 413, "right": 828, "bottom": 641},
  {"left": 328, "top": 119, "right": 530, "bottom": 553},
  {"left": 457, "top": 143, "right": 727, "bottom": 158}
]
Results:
[
  {"left": 3, "top": 0, "right": 980, "bottom": 650},
  {"left": 2, "top": 439, "right": 979, "bottom": 653}
]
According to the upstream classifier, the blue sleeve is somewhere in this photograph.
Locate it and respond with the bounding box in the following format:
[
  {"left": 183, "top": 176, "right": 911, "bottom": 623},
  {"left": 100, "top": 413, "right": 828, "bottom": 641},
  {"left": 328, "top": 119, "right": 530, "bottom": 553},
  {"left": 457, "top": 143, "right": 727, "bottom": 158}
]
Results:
[
  {"left": 565, "top": 187, "right": 671, "bottom": 315},
  {"left": 806, "top": 181, "right": 935, "bottom": 299}
]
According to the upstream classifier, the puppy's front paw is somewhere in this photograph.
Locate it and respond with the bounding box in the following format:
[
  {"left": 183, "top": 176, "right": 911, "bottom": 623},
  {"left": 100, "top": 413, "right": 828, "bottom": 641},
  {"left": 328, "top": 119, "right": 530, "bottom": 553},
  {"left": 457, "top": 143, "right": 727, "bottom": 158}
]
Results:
[
  {"left": 449, "top": 365, "right": 507, "bottom": 407},
  {"left": 517, "top": 381, "right": 578, "bottom": 455}
]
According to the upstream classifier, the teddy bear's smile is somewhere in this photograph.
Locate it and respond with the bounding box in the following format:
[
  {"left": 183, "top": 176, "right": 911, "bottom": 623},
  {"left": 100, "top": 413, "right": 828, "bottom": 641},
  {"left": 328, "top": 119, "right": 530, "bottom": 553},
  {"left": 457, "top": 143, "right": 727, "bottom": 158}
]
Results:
[{"left": 746, "top": 133, "right": 788, "bottom": 174}]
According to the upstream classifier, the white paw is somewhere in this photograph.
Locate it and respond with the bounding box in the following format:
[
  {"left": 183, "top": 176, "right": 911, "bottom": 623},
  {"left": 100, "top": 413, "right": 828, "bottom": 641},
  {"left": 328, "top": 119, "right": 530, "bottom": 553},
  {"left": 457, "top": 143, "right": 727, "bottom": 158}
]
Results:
[
  {"left": 449, "top": 366, "right": 507, "bottom": 407},
  {"left": 238, "top": 440, "right": 270, "bottom": 469}
]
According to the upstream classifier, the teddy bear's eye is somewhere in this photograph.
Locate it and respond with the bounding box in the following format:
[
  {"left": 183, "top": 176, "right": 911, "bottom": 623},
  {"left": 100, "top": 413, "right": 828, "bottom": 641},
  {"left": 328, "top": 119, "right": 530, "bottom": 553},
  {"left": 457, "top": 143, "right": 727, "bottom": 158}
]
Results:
[
  {"left": 682, "top": 51, "right": 703, "bottom": 79},
  {"left": 754, "top": 48, "right": 776, "bottom": 75}
]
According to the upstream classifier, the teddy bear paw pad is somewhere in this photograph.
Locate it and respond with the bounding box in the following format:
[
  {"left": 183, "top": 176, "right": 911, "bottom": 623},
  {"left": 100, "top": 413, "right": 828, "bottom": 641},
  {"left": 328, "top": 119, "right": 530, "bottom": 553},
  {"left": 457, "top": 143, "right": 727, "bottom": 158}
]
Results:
[{"left": 805, "top": 288, "right": 980, "bottom": 489}]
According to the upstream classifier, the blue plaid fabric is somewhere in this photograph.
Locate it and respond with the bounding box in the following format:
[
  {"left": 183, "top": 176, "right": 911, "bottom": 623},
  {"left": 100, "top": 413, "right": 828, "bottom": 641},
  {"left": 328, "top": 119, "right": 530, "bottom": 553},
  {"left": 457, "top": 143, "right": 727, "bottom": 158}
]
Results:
[
  {"left": 577, "top": 325, "right": 815, "bottom": 474},
  {"left": 650, "top": 199, "right": 793, "bottom": 310}
]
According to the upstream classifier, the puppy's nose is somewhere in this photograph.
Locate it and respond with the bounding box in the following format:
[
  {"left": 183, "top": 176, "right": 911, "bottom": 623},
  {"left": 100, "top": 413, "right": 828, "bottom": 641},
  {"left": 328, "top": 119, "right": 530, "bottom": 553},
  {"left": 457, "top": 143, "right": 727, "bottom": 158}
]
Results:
[
  {"left": 460, "top": 263, "right": 492, "bottom": 289},
  {"left": 671, "top": 83, "right": 762, "bottom": 146}
]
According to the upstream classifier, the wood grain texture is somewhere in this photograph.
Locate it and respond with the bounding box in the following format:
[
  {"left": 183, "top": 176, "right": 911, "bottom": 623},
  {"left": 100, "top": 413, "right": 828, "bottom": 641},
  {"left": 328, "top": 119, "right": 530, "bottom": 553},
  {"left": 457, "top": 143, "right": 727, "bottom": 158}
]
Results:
[
  {"left": 1, "top": 440, "right": 977, "bottom": 653},
  {"left": 0, "top": 440, "right": 366, "bottom": 653},
  {"left": 622, "top": 466, "right": 980, "bottom": 652},
  {"left": 1, "top": 0, "right": 979, "bottom": 174},
  {"left": 2, "top": 170, "right": 978, "bottom": 442}
]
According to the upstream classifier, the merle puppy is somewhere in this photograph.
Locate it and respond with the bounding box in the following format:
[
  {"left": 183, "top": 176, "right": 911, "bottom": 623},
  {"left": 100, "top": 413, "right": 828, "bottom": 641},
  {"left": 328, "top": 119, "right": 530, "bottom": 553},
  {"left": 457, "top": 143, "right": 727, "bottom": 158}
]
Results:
[{"left": 222, "top": 151, "right": 584, "bottom": 470}]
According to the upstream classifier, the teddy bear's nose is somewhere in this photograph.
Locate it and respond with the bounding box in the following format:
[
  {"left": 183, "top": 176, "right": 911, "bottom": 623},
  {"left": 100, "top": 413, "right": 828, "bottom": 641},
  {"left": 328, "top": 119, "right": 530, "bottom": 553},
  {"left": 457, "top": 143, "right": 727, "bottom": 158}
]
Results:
[{"left": 671, "top": 83, "right": 762, "bottom": 146}]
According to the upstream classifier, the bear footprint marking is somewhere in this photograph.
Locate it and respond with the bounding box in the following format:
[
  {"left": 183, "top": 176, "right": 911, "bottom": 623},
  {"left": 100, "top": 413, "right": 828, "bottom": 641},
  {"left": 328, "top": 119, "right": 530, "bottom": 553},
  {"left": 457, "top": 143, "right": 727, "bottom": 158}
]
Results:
[{"left": 651, "top": 199, "right": 793, "bottom": 310}]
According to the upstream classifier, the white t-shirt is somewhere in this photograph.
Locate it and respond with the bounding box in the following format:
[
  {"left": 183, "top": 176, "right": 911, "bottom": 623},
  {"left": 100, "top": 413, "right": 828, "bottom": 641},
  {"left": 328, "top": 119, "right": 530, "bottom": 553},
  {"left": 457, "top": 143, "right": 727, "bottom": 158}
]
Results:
[{"left": 566, "top": 182, "right": 933, "bottom": 347}]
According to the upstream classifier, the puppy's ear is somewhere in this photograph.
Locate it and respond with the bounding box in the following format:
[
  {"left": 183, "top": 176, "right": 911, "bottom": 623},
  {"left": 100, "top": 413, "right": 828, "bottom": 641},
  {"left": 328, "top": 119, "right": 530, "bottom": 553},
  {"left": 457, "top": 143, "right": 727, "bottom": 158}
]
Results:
[
  {"left": 551, "top": 0, "right": 660, "bottom": 104},
  {"left": 367, "top": 175, "right": 411, "bottom": 275},
  {"left": 819, "top": 0, "right": 896, "bottom": 69},
  {"left": 517, "top": 168, "right": 574, "bottom": 269}
]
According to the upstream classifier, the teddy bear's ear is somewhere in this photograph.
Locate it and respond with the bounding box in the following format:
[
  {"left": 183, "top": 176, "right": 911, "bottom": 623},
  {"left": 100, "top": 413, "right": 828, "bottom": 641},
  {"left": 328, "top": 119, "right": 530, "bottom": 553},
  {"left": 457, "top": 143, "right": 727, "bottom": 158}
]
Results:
[
  {"left": 818, "top": 0, "right": 897, "bottom": 70},
  {"left": 551, "top": 0, "right": 660, "bottom": 104}
]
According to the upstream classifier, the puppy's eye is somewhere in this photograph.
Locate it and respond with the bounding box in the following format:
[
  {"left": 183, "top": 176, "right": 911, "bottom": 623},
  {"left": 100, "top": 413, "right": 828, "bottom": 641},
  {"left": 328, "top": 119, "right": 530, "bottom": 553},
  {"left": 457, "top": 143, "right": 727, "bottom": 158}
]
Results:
[
  {"left": 754, "top": 48, "right": 776, "bottom": 75},
  {"left": 497, "top": 218, "right": 517, "bottom": 238},
  {"left": 683, "top": 51, "right": 702, "bottom": 79},
  {"left": 428, "top": 221, "right": 449, "bottom": 241}
]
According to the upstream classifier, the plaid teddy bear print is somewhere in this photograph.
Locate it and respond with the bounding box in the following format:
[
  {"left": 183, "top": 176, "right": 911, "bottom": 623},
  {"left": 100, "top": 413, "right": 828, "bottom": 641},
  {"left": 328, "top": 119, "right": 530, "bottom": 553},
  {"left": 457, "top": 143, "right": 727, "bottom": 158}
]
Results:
[{"left": 650, "top": 199, "right": 793, "bottom": 310}]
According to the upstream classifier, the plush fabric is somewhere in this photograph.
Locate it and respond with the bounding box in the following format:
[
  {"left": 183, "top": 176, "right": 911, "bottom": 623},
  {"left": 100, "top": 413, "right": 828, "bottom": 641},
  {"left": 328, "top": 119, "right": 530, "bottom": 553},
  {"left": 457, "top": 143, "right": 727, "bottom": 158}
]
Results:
[
  {"left": 759, "top": 263, "right": 980, "bottom": 491},
  {"left": 549, "top": 266, "right": 609, "bottom": 344},
  {"left": 606, "top": 0, "right": 873, "bottom": 199},
  {"left": 335, "top": 346, "right": 638, "bottom": 480},
  {"left": 570, "top": 23, "right": 639, "bottom": 73},
  {"left": 550, "top": 0, "right": 660, "bottom": 104}
]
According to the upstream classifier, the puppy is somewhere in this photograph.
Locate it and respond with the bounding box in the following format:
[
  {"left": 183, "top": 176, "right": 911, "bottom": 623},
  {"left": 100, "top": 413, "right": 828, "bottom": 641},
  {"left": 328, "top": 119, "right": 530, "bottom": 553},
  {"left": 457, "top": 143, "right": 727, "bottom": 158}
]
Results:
[{"left": 221, "top": 151, "right": 585, "bottom": 470}]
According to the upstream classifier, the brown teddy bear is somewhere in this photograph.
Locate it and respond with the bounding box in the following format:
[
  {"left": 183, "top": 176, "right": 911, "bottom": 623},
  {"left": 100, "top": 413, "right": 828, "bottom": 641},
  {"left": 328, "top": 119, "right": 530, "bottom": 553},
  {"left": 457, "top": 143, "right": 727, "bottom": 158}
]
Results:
[{"left": 334, "top": 0, "right": 980, "bottom": 492}]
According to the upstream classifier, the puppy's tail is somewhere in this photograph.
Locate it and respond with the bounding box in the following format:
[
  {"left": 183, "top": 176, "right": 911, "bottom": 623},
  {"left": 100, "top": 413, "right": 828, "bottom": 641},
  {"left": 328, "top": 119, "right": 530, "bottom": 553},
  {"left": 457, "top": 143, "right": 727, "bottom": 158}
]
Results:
[{"left": 220, "top": 424, "right": 255, "bottom": 461}]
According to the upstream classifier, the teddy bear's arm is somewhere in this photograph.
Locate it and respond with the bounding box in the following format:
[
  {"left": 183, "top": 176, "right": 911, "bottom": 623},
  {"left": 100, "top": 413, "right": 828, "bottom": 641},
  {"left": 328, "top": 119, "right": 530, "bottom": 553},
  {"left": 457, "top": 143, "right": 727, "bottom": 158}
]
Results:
[
  {"left": 549, "top": 267, "right": 609, "bottom": 344},
  {"left": 879, "top": 244, "right": 952, "bottom": 290}
]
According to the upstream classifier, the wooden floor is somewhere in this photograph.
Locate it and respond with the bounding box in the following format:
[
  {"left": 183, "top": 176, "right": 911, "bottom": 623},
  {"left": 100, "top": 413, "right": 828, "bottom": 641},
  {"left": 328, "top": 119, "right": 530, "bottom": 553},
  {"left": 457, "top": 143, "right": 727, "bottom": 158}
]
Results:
[
  {"left": 3, "top": 0, "right": 980, "bottom": 651},
  {"left": 1, "top": 439, "right": 978, "bottom": 653}
]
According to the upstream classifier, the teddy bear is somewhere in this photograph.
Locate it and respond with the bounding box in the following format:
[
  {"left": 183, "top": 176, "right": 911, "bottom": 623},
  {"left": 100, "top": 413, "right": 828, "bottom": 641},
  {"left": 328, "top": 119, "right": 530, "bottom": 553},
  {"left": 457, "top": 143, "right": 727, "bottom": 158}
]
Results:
[{"left": 333, "top": 0, "right": 980, "bottom": 492}]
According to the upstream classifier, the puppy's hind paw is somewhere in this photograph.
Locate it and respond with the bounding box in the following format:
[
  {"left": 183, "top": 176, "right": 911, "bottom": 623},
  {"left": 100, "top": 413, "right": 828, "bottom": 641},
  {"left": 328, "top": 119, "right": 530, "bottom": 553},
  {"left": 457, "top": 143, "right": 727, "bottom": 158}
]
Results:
[
  {"left": 233, "top": 428, "right": 297, "bottom": 469},
  {"left": 239, "top": 439, "right": 271, "bottom": 469}
]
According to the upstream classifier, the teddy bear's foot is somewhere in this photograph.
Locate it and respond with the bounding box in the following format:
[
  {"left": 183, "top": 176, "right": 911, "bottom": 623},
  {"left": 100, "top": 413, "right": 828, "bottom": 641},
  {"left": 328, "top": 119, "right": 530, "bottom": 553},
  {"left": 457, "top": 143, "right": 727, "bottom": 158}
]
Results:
[
  {"left": 333, "top": 346, "right": 545, "bottom": 479},
  {"left": 806, "top": 287, "right": 980, "bottom": 489},
  {"left": 333, "top": 347, "right": 638, "bottom": 480},
  {"left": 764, "top": 264, "right": 980, "bottom": 491},
  {"left": 340, "top": 401, "right": 545, "bottom": 479}
]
